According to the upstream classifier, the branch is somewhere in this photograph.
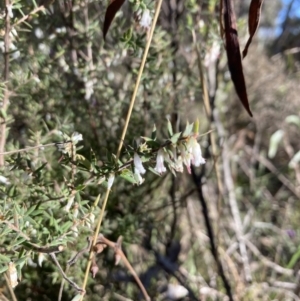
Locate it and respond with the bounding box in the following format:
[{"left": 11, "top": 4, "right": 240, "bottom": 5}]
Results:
[
  {"left": 0, "top": 143, "right": 57, "bottom": 155},
  {"left": 245, "top": 239, "right": 293, "bottom": 276},
  {"left": 49, "top": 253, "right": 84, "bottom": 293},
  {"left": 0, "top": 0, "right": 11, "bottom": 166},
  {"left": 221, "top": 139, "right": 252, "bottom": 283},
  {"left": 13, "top": 5, "right": 46, "bottom": 27},
  {"left": 191, "top": 167, "right": 234, "bottom": 301},
  {"left": 97, "top": 235, "right": 151, "bottom": 301},
  {"left": 244, "top": 145, "right": 300, "bottom": 198}
]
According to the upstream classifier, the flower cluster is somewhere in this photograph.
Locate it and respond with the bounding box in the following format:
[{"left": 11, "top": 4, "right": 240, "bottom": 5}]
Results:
[
  {"left": 135, "top": 9, "right": 152, "bottom": 30},
  {"left": 132, "top": 135, "right": 206, "bottom": 185}
]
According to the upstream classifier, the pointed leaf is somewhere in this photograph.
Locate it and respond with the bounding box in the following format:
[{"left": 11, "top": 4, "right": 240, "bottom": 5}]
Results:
[
  {"left": 167, "top": 118, "right": 173, "bottom": 137},
  {"left": 182, "top": 122, "right": 194, "bottom": 137},
  {"left": 243, "top": 0, "right": 264, "bottom": 58},
  {"left": 223, "top": 0, "right": 253, "bottom": 117},
  {"left": 268, "top": 129, "right": 284, "bottom": 159},
  {"left": 151, "top": 124, "right": 157, "bottom": 140},
  {"left": 170, "top": 132, "right": 182, "bottom": 144},
  {"left": 285, "top": 115, "right": 300, "bottom": 127},
  {"left": 103, "top": 0, "right": 126, "bottom": 39}
]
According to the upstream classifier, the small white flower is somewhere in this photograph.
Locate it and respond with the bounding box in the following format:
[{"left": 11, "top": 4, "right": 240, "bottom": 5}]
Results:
[
  {"left": 8, "top": 262, "right": 18, "bottom": 288},
  {"left": 71, "top": 132, "right": 83, "bottom": 144},
  {"left": 64, "top": 195, "right": 75, "bottom": 212},
  {"left": 134, "top": 153, "right": 146, "bottom": 174},
  {"left": 71, "top": 224, "right": 78, "bottom": 237},
  {"left": 134, "top": 153, "right": 146, "bottom": 184},
  {"left": 179, "top": 137, "right": 205, "bottom": 173},
  {"left": 6, "top": 4, "right": 13, "bottom": 19},
  {"left": 154, "top": 149, "right": 167, "bottom": 174},
  {"left": 134, "top": 168, "right": 144, "bottom": 185},
  {"left": 174, "top": 156, "right": 184, "bottom": 173},
  {"left": 86, "top": 213, "right": 95, "bottom": 229},
  {"left": 139, "top": 9, "right": 152, "bottom": 29},
  {"left": 107, "top": 173, "right": 115, "bottom": 189},
  {"left": 0, "top": 175, "right": 10, "bottom": 185},
  {"left": 73, "top": 203, "right": 79, "bottom": 218},
  {"left": 179, "top": 143, "right": 192, "bottom": 174},
  {"left": 188, "top": 137, "right": 206, "bottom": 167},
  {"left": 38, "top": 253, "right": 45, "bottom": 267}
]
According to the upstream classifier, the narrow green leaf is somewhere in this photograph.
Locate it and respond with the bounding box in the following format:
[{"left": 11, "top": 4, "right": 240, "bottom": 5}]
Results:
[
  {"left": 167, "top": 119, "right": 173, "bottom": 137},
  {"left": 183, "top": 122, "right": 194, "bottom": 137},
  {"left": 170, "top": 132, "right": 182, "bottom": 144},
  {"left": 151, "top": 124, "right": 157, "bottom": 140}
]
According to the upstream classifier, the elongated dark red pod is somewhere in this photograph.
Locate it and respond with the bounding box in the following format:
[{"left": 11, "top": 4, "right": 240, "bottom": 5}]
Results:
[
  {"left": 223, "top": 0, "right": 253, "bottom": 117},
  {"left": 103, "top": 0, "right": 126, "bottom": 39}
]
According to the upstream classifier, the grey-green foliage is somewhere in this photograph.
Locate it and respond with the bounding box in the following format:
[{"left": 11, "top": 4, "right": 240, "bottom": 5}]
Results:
[
  {"left": 2, "top": 0, "right": 300, "bottom": 301},
  {"left": 0, "top": 0, "right": 207, "bottom": 294}
]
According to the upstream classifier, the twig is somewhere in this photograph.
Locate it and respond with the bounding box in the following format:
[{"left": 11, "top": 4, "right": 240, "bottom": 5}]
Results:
[
  {"left": 222, "top": 139, "right": 252, "bottom": 282},
  {"left": 244, "top": 145, "right": 300, "bottom": 198},
  {"left": 0, "top": 143, "right": 57, "bottom": 155},
  {"left": 4, "top": 273, "right": 18, "bottom": 301},
  {"left": 68, "top": 237, "right": 93, "bottom": 266},
  {"left": 79, "top": 1, "right": 164, "bottom": 299},
  {"left": 0, "top": 0, "right": 11, "bottom": 166},
  {"left": 154, "top": 252, "right": 199, "bottom": 301},
  {"left": 97, "top": 234, "right": 151, "bottom": 301},
  {"left": 191, "top": 167, "right": 234, "bottom": 301},
  {"left": 245, "top": 239, "right": 293, "bottom": 276},
  {"left": 13, "top": 5, "right": 46, "bottom": 27},
  {"left": 49, "top": 253, "right": 84, "bottom": 293},
  {"left": 57, "top": 265, "right": 70, "bottom": 301}
]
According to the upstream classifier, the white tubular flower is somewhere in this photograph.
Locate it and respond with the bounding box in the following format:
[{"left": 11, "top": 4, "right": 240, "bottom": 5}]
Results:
[
  {"left": 7, "top": 4, "right": 13, "bottom": 19},
  {"left": 107, "top": 173, "right": 115, "bottom": 189},
  {"left": 174, "top": 156, "right": 184, "bottom": 173},
  {"left": 73, "top": 203, "right": 79, "bottom": 218},
  {"left": 134, "top": 153, "right": 146, "bottom": 185},
  {"left": 179, "top": 143, "right": 192, "bottom": 174},
  {"left": 134, "top": 168, "right": 144, "bottom": 185},
  {"left": 154, "top": 149, "right": 167, "bottom": 174},
  {"left": 71, "top": 224, "right": 78, "bottom": 237},
  {"left": 179, "top": 137, "right": 205, "bottom": 173},
  {"left": 134, "top": 153, "right": 146, "bottom": 174},
  {"left": 8, "top": 262, "right": 18, "bottom": 288},
  {"left": 188, "top": 137, "right": 206, "bottom": 167},
  {"left": 38, "top": 253, "right": 45, "bottom": 267},
  {"left": 0, "top": 175, "right": 10, "bottom": 185},
  {"left": 86, "top": 213, "right": 95, "bottom": 229},
  {"left": 71, "top": 132, "right": 83, "bottom": 144},
  {"left": 64, "top": 195, "right": 75, "bottom": 212},
  {"left": 139, "top": 9, "right": 152, "bottom": 29}
]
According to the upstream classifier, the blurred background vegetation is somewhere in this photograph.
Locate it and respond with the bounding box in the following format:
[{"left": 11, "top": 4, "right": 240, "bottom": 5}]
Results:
[{"left": 1, "top": 0, "right": 300, "bottom": 300}]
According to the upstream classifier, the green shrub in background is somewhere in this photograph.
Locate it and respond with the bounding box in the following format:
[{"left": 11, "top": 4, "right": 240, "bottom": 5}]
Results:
[{"left": 1, "top": 0, "right": 300, "bottom": 300}]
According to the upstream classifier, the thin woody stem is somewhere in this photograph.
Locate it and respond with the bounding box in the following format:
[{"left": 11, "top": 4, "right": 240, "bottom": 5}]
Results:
[
  {"left": 98, "top": 235, "right": 151, "bottom": 301},
  {"left": 0, "top": 0, "right": 11, "bottom": 166}
]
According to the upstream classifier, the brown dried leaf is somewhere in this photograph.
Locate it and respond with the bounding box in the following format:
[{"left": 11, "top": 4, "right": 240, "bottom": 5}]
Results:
[
  {"left": 94, "top": 243, "right": 107, "bottom": 254},
  {"left": 90, "top": 263, "right": 99, "bottom": 278},
  {"left": 243, "top": 0, "right": 264, "bottom": 58},
  {"left": 223, "top": 0, "right": 253, "bottom": 117},
  {"left": 115, "top": 253, "right": 121, "bottom": 265},
  {"left": 103, "top": 0, "right": 126, "bottom": 39}
]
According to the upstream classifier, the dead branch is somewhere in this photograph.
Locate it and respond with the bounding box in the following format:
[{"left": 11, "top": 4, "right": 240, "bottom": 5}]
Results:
[{"left": 97, "top": 234, "right": 151, "bottom": 301}]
